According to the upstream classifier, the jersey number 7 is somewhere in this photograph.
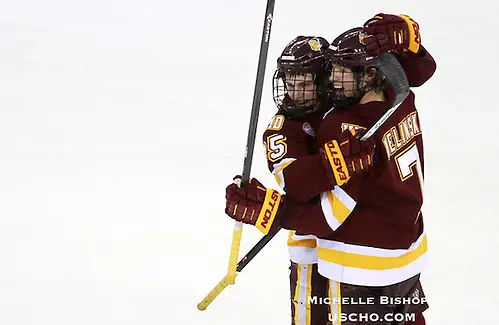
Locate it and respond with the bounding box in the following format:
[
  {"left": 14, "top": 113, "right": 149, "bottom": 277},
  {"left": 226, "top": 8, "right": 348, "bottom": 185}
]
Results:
[{"left": 394, "top": 141, "right": 424, "bottom": 197}]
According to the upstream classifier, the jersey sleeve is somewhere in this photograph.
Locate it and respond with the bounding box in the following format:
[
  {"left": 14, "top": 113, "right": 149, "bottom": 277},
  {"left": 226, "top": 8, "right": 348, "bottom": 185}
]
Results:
[
  {"left": 280, "top": 196, "right": 333, "bottom": 238},
  {"left": 263, "top": 114, "right": 332, "bottom": 203},
  {"left": 279, "top": 112, "right": 372, "bottom": 235},
  {"left": 280, "top": 183, "right": 361, "bottom": 237},
  {"left": 396, "top": 44, "right": 437, "bottom": 87}
]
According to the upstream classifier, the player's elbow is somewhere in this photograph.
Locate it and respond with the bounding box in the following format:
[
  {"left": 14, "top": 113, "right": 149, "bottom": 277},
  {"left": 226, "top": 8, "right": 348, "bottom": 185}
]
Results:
[{"left": 283, "top": 184, "right": 317, "bottom": 204}]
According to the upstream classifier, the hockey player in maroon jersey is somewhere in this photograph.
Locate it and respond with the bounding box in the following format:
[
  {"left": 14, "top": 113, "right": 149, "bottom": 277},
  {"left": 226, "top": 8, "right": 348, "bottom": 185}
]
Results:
[
  {"left": 225, "top": 13, "right": 435, "bottom": 325},
  {"left": 264, "top": 35, "right": 341, "bottom": 325},
  {"left": 263, "top": 35, "right": 377, "bottom": 325}
]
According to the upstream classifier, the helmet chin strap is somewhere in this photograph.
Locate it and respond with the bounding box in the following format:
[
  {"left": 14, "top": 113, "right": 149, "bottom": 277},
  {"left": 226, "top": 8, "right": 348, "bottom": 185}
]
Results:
[
  {"left": 332, "top": 94, "right": 361, "bottom": 109},
  {"left": 282, "top": 100, "right": 321, "bottom": 119}
]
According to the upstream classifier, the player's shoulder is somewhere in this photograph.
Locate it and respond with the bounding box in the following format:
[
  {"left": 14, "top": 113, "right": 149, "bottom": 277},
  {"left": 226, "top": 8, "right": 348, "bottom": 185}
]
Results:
[
  {"left": 390, "top": 90, "right": 417, "bottom": 120},
  {"left": 319, "top": 107, "right": 368, "bottom": 138},
  {"left": 263, "top": 113, "right": 317, "bottom": 138},
  {"left": 264, "top": 114, "right": 288, "bottom": 133}
]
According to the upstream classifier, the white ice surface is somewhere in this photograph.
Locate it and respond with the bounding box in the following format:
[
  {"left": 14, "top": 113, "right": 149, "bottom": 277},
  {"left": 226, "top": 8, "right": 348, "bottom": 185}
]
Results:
[{"left": 0, "top": 0, "right": 498, "bottom": 324}]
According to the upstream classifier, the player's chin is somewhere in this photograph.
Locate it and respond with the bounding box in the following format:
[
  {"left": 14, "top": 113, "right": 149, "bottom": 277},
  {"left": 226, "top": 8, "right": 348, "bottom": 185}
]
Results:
[
  {"left": 340, "top": 88, "right": 355, "bottom": 97},
  {"left": 298, "top": 99, "right": 318, "bottom": 107}
]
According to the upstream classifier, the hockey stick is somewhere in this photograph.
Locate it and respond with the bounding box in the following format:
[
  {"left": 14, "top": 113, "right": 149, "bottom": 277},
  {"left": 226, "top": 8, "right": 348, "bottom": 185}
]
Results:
[
  {"left": 236, "top": 223, "right": 280, "bottom": 272},
  {"left": 197, "top": 0, "right": 276, "bottom": 311},
  {"left": 195, "top": 226, "right": 280, "bottom": 312},
  {"left": 360, "top": 53, "right": 410, "bottom": 140},
  {"left": 223, "top": 52, "right": 411, "bottom": 276}
]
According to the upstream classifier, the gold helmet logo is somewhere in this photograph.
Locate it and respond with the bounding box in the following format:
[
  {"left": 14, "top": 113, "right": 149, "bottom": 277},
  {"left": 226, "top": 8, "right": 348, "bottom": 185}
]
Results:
[
  {"left": 308, "top": 38, "right": 321, "bottom": 51},
  {"left": 358, "top": 32, "right": 367, "bottom": 45}
]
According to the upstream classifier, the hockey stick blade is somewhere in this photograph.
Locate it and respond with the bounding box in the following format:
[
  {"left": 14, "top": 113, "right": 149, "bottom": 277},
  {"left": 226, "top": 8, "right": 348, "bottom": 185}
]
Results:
[
  {"left": 197, "top": 226, "right": 279, "bottom": 311},
  {"left": 197, "top": 276, "right": 231, "bottom": 311}
]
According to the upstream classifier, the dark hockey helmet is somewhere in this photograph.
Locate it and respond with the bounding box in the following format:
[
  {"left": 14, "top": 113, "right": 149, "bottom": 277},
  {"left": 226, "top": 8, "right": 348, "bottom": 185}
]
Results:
[
  {"left": 272, "top": 36, "right": 331, "bottom": 119},
  {"left": 326, "top": 27, "right": 386, "bottom": 108}
]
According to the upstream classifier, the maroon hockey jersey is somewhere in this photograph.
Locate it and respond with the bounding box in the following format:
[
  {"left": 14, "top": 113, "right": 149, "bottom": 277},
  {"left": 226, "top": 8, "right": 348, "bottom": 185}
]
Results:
[
  {"left": 263, "top": 110, "right": 331, "bottom": 203},
  {"left": 262, "top": 109, "right": 328, "bottom": 264},
  {"left": 284, "top": 90, "right": 425, "bottom": 243},
  {"left": 265, "top": 47, "right": 436, "bottom": 286}
]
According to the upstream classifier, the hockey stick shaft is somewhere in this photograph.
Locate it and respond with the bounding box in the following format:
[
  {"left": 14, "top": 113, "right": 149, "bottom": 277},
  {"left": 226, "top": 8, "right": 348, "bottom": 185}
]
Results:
[
  {"left": 197, "top": 0, "right": 275, "bottom": 311},
  {"left": 241, "top": 0, "right": 276, "bottom": 183},
  {"left": 361, "top": 53, "right": 409, "bottom": 140},
  {"left": 236, "top": 224, "right": 280, "bottom": 272},
  {"left": 227, "top": 0, "right": 275, "bottom": 283}
]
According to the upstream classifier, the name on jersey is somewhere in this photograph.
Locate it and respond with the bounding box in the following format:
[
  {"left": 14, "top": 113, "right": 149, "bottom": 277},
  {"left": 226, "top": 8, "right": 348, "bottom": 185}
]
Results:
[{"left": 382, "top": 111, "right": 421, "bottom": 160}]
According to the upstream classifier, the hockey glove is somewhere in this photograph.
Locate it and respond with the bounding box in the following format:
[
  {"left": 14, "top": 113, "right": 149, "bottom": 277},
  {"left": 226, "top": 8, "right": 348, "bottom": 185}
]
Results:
[
  {"left": 321, "top": 129, "right": 376, "bottom": 186},
  {"left": 225, "top": 176, "right": 284, "bottom": 234},
  {"left": 362, "top": 13, "right": 421, "bottom": 55}
]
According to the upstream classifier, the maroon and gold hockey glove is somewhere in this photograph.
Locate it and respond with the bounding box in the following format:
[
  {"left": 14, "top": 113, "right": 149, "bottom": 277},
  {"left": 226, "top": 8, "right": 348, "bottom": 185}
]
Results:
[
  {"left": 225, "top": 176, "right": 284, "bottom": 234},
  {"left": 362, "top": 13, "right": 421, "bottom": 55},
  {"left": 321, "top": 129, "right": 376, "bottom": 186}
]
